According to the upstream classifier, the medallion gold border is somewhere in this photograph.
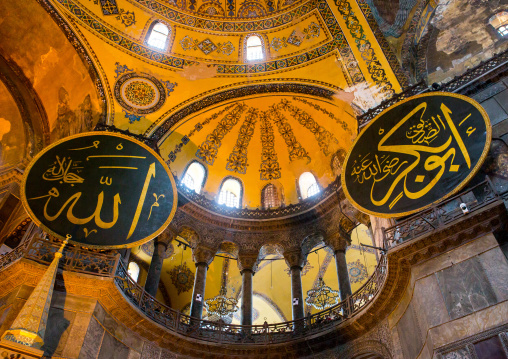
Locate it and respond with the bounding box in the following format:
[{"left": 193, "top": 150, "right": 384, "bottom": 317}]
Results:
[
  {"left": 341, "top": 92, "right": 492, "bottom": 219},
  {"left": 20, "top": 131, "right": 178, "bottom": 249}
]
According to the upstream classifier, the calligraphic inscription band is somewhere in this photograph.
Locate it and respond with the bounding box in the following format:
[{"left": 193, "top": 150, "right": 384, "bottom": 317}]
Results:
[
  {"left": 21, "top": 132, "right": 177, "bottom": 248},
  {"left": 342, "top": 92, "right": 491, "bottom": 217}
]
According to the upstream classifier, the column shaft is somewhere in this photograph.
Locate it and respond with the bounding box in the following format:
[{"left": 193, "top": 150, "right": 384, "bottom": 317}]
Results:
[
  {"left": 144, "top": 240, "right": 166, "bottom": 297},
  {"left": 335, "top": 249, "right": 352, "bottom": 301},
  {"left": 241, "top": 269, "right": 253, "bottom": 326},
  {"left": 291, "top": 266, "right": 304, "bottom": 321},
  {"left": 190, "top": 262, "right": 208, "bottom": 320}
]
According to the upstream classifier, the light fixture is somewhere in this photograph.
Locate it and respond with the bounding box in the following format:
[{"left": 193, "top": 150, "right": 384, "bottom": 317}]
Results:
[
  {"left": 204, "top": 258, "right": 239, "bottom": 318},
  {"left": 305, "top": 277, "right": 340, "bottom": 310}
]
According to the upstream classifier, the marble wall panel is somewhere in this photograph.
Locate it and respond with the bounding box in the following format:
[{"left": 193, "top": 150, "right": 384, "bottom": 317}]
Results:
[
  {"left": 128, "top": 350, "right": 142, "bottom": 359},
  {"left": 62, "top": 312, "right": 92, "bottom": 358},
  {"left": 414, "top": 274, "right": 449, "bottom": 329},
  {"left": 97, "top": 330, "right": 131, "bottom": 359},
  {"left": 43, "top": 307, "right": 75, "bottom": 357},
  {"left": 478, "top": 248, "right": 508, "bottom": 302},
  {"left": 436, "top": 257, "right": 497, "bottom": 320},
  {"left": 397, "top": 302, "right": 423, "bottom": 359},
  {"left": 78, "top": 317, "right": 104, "bottom": 359},
  {"left": 442, "top": 348, "right": 471, "bottom": 359},
  {"left": 141, "top": 341, "right": 161, "bottom": 359},
  {"left": 474, "top": 336, "right": 507, "bottom": 359}
]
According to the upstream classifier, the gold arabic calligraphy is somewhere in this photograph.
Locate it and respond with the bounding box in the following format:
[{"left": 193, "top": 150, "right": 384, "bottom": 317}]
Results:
[
  {"left": 351, "top": 102, "right": 475, "bottom": 210},
  {"left": 30, "top": 139, "right": 165, "bottom": 240}
]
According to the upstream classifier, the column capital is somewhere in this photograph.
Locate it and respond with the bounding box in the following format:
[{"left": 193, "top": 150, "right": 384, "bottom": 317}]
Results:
[
  {"left": 283, "top": 248, "right": 306, "bottom": 269},
  {"left": 237, "top": 253, "right": 258, "bottom": 273},
  {"left": 191, "top": 245, "right": 215, "bottom": 266},
  {"left": 325, "top": 226, "right": 351, "bottom": 252},
  {"left": 157, "top": 228, "right": 175, "bottom": 246}
]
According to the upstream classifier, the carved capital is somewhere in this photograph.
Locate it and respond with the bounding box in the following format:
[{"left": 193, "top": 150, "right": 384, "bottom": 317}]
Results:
[
  {"left": 191, "top": 245, "right": 215, "bottom": 266},
  {"left": 324, "top": 228, "right": 350, "bottom": 252},
  {"left": 157, "top": 228, "right": 176, "bottom": 247},
  {"left": 283, "top": 248, "right": 306, "bottom": 269},
  {"left": 237, "top": 253, "right": 258, "bottom": 273}
]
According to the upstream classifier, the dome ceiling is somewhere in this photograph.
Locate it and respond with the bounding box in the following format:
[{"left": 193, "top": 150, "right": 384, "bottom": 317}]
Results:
[
  {"left": 160, "top": 92, "right": 357, "bottom": 208},
  {"left": 161, "top": 0, "right": 306, "bottom": 18}
]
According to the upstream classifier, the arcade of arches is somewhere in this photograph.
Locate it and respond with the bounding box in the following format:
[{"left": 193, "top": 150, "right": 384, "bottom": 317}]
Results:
[{"left": 0, "top": 0, "right": 508, "bottom": 358}]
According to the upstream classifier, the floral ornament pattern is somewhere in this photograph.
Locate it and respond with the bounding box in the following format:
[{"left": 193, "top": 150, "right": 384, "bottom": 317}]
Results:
[
  {"left": 196, "top": 104, "right": 248, "bottom": 165},
  {"left": 226, "top": 108, "right": 259, "bottom": 174},
  {"left": 180, "top": 36, "right": 235, "bottom": 56},
  {"left": 270, "top": 23, "right": 321, "bottom": 51},
  {"left": 169, "top": 262, "right": 195, "bottom": 294},
  {"left": 347, "top": 259, "right": 368, "bottom": 284},
  {"left": 116, "top": 9, "right": 136, "bottom": 27},
  {"left": 268, "top": 105, "right": 310, "bottom": 163},
  {"left": 279, "top": 99, "right": 338, "bottom": 156},
  {"left": 292, "top": 96, "right": 352, "bottom": 135},
  {"left": 168, "top": 104, "right": 236, "bottom": 163},
  {"left": 259, "top": 111, "right": 281, "bottom": 180}
]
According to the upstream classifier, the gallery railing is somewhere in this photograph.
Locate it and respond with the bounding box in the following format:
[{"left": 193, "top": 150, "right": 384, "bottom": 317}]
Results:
[
  {"left": 383, "top": 177, "right": 504, "bottom": 249},
  {"left": 358, "top": 47, "right": 508, "bottom": 127},
  {"left": 0, "top": 227, "right": 387, "bottom": 344},
  {"left": 0, "top": 229, "right": 119, "bottom": 276},
  {"left": 113, "top": 255, "right": 387, "bottom": 344}
]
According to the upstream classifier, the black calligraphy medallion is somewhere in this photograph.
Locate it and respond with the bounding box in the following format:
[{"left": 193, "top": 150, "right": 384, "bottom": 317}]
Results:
[
  {"left": 342, "top": 92, "right": 491, "bottom": 217},
  {"left": 21, "top": 132, "right": 178, "bottom": 248}
]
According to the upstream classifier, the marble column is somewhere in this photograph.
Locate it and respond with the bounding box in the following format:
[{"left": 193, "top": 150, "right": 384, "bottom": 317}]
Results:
[
  {"left": 237, "top": 254, "right": 258, "bottom": 327},
  {"left": 190, "top": 245, "right": 215, "bottom": 320},
  {"left": 241, "top": 268, "right": 253, "bottom": 326},
  {"left": 144, "top": 238, "right": 168, "bottom": 297},
  {"left": 335, "top": 249, "right": 352, "bottom": 301},
  {"left": 283, "top": 248, "right": 306, "bottom": 321},
  {"left": 325, "top": 228, "right": 352, "bottom": 301}
]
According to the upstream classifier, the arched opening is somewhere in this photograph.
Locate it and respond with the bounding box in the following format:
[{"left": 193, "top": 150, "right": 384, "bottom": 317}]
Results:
[
  {"left": 490, "top": 12, "right": 508, "bottom": 36},
  {"left": 182, "top": 161, "right": 206, "bottom": 194},
  {"left": 218, "top": 177, "right": 242, "bottom": 208},
  {"left": 299, "top": 172, "right": 320, "bottom": 199},
  {"left": 261, "top": 183, "right": 281, "bottom": 209},
  {"left": 128, "top": 261, "right": 140, "bottom": 282},
  {"left": 245, "top": 35, "right": 264, "bottom": 61},
  {"left": 147, "top": 22, "right": 170, "bottom": 50}
]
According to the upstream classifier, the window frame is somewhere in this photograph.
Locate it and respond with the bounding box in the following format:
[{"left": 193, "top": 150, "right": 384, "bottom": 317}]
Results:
[
  {"left": 127, "top": 261, "right": 140, "bottom": 283},
  {"left": 243, "top": 34, "right": 267, "bottom": 62},
  {"left": 297, "top": 172, "right": 320, "bottom": 200},
  {"left": 261, "top": 183, "right": 281, "bottom": 209},
  {"left": 181, "top": 160, "right": 207, "bottom": 194},
  {"left": 145, "top": 20, "right": 171, "bottom": 51},
  {"left": 217, "top": 176, "right": 244, "bottom": 209}
]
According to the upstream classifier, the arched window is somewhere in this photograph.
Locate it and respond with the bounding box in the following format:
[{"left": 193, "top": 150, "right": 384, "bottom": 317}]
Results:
[
  {"left": 218, "top": 178, "right": 242, "bottom": 208},
  {"left": 261, "top": 183, "right": 281, "bottom": 209},
  {"left": 147, "top": 22, "right": 169, "bottom": 50},
  {"left": 490, "top": 12, "right": 508, "bottom": 36},
  {"left": 299, "top": 172, "right": 320, "bottom": 199},
  {"left": 128, "top": 262, "right": 140, "bottom": 282},
  {"left": 245, "top": 35, "right": 264, "bottom": 61},
  {"left": 182, "top": 161, "right": 206, "bottom": 194}
]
